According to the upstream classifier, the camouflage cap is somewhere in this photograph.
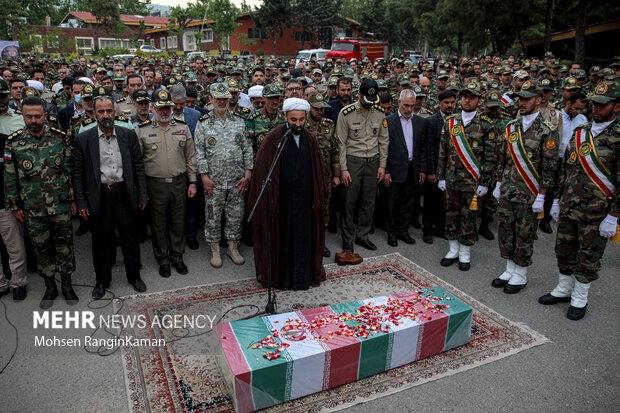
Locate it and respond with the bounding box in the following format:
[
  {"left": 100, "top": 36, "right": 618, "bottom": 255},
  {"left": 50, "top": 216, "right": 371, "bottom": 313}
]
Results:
[
  {"left": 513, "top": 70, "right": 530, "bottom": 80},
  {"left": 589, "top": 66, "right": 600, "bottom": 76},
  {"left": 152, "top": 89, "right": 174, "bottom": 108},
  {"left": 560, "top": 65, "right": 569, "bottom": 73},
  {"left": 600, "top": 67, "right": 616, "bottom": 80},
  {"left": 327, "top": 75, "right": 339, "bottom": 87},
  {"left": 412, "top": 85, "right": 425, "bottom": 97},
  {"left": 206, "top": 66, "right": 216, "bottom": 74},
  {"left": 486, "top": 80, "right": 500, "bottom": 90},
  {"left": 343, "top": 68, "right": 355, "bottom": 78},
  {"left": 210, "top": 82, "right": 232, "bottom": 99},
  {"left": 262, "top": 83, "right": 282, "bottom": 97},
  {"left": 397, "top": 73, "right": 411, "bottom": 85},
  {"left": 537, "top": 68, "right": 551, "bottom": 77},
  {"left": 562, "top": 76, "right": 580, "bottom": 90},
  {"left": 436, "top": 69, "right": 449, "bottom": 79},
  {"left": 588, "top": 82, "right": 619, "bottom": 104},
  {"left": 113, "top": 71, "right": 125, "bottom": 82},
  {"left": 132, "top": 88, "right": 151, "bottom": 102},
  {"left": 551, "top": 59, "right": 561, "bottom": 68},
  {"left": 70, "top": 59, "right": 79, "bottom": 65},
  {"left": 485, "top": 90, "right": 501, "bottom": 107},
  {"left": 226, "top": 77, "right": 241, "bottom": 92},
  {"left": 501, "top": 66, "right": 512, "bottom": 75},
  {"left": 312, "top": 68, "right": 322, "bottom": 75},
  {"left": 540, "top": 77, "right": 554, "bottom": 91},
  {"left": 573, "top": 69, "right": 587, "bottom": 79},
  {"left": 81, "top": 83, "right": 95, "bottom": 98},
  {"left": 447, "top": 79, "right": 460, "bottom": 91},
  {"left": 306, "top": 90, "right": 330, "bottom": 108},
  {"left": 376, "top": 79, "right": 388, "bottom": 89},
  {"left": 460, "top": 79, "right": 482, "bottom": 97},
  {"left": 0, "top": 79, "right": 9, "bottom": 94},
  {"left": 515, "top": 79, "right": 542, "bottom": 98},
  {"left": 369, "top": 73, "right": 378, "bottom": 80}
]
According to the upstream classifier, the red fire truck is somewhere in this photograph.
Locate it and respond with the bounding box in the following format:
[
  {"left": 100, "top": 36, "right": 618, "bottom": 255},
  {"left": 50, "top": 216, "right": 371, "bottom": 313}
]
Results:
[{"left": 326, "top": 37, "right": 389, "bottom": 62}]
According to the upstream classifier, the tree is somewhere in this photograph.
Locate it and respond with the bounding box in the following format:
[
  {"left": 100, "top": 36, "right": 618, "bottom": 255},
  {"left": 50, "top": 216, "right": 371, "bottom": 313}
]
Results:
[
  {"left": 119, "top": 0, "right": 151, "bottom": 15},
  {"left": 205, "top": 0, "right": 241, "bottom": 50},
  {"left": 543, "top": 0, "right": 554, "bottom": 54},
  {"left": 0, "top": 0, "right": 27, "bottom": 39},
  {"left": 253, "top": 0, "right": 293, "bottom": 55},
  {"left": 83, "top": 0, "right": 127, "bottom": 52},
  {"left": 292, "top": 0, "right": 340, "bottom": 50},
  {"left": 168, "top": 4, "right": 202, "bottom": 51}
]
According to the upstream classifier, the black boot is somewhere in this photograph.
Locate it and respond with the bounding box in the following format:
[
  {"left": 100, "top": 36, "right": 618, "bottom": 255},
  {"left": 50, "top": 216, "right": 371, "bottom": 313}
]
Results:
[
  {"left": 478, "top": 219, "right": 495, "bottom": 240},
  {"left": 40, "top": 277, "right": 58, "bottom": 309},
  {"left": 60, "top": 274, "right": 79, "bottom": 305}
]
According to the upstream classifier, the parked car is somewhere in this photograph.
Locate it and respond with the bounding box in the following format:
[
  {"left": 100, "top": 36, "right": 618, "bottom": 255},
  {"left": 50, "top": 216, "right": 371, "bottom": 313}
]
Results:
[
  {"left": 295, "top": 49, "right": 329, "bottom": 66},
  {"left": 129, "top": 45, "right": 163, "bottom": 54},
  {"left": 111, "top": 54, "right": 136, "bottom": 61}
]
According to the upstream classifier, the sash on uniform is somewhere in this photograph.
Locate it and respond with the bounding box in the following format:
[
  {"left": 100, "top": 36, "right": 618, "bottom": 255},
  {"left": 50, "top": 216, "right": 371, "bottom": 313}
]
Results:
[
  {"left": 501, "top": 94, "right": 513, "bottom": 105},
  {"left": 575, "top": 127, "right": 616, "bottom": 199},
  {"left": 448, "top": 117, "right": 481, "bottom": 182},
  {"left": 506, "top": 123, "right": 540, "bottom": 196}
]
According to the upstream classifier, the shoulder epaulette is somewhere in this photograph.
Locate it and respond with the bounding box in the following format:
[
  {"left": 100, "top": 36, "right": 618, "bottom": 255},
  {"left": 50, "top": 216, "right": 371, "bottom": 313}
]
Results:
[
  {"left": 116, "top": 97, "right": 125, "bottom": 103},
  {"left": 48, "top": 115, "right": 57, "bottom": 122},
  {"left": 322, "top": 117, "right": 334, "bottom": 125},
  {"left": 241, "top": 107, "right": 250, "bottom": 113},
  {"left": 445, "top": 113, "right": 458, "bottom": 120},
  {"left": 71, "top": 114, "right": 81, "bottom": 120},
  {"left": 51, "top": 127, "right": 66, "bottom": 135},
  {"left": 506, "top": 118, "right": 519, "bottom": 126},
  {"left": 83, "top": 117, "right": 96, "bottom": 125},
  {"left": 373, "top": 104, "right": 385, "bottom": 113},
  {"left": 342, "top": 104, "right": 356, "bottom": 116},
  {"left": 575, "top": 122, "right": 589, "bottom": 130},
  {"left": 541, "top": 119, "right": 555, "bottom": 131},
  {"left": 138, "top": 120, "right": 152, "bottom": 128},
  {"left": 7, "top": 129, "right": 23, "bottom": 140},
  {"left": 14, "top": 109, "right": 22, "bottom": 115},
  {"left": 481, "top": 115, "right": 493, "bottom": 124},
  {"left": 232, "top": 112, "right": 246, "bottom": 120},
  {"left": 116, "top": 115, "right": 127, "bottom": 122},
  {"left": 247, "top": 111, "right": 260, "bottom": 121},
  {"left": 199, "top": 113, "right": 211, "bottom": 122},
  {"left": 423, "top": 107, "right": 434, "bottom": 114},
  {"left": 173, "top": 117, "right": 186, "bottom": 124}
]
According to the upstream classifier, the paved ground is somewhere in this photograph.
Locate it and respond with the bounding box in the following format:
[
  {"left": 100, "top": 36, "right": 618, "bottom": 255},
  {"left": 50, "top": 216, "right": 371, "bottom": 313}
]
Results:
[{"left": 0, "top": 217, "right": 618, "bottom": 412}]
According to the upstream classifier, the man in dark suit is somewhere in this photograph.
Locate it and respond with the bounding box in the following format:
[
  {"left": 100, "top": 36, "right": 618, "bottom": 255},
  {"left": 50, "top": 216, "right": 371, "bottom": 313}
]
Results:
[
  {"left": 58, "top": 79, "right": 88, "bottom": 132},
  {"left": 383, "top": 89, "right": 426, "bottom": 246},
  {"left": 72, "top": 94, "right": 148, "bottom": 299},
  {"left": 422, "top": 89, "right": 457, "bottom": 243}
]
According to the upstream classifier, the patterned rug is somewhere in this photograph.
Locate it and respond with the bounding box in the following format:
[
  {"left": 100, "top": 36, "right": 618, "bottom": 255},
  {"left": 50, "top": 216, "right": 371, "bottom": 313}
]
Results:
[{"left": 116, "top": 253, "right": 547, "bottom": 412}]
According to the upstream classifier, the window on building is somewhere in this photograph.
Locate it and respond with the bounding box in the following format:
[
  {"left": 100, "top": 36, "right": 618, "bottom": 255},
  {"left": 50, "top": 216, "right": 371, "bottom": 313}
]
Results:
[
  {"left": 186, "top": 34, "right": 196, "bottom": 51},
  {"left": 75, "top": 37, "right": 94, "bottom": 55},
  {"left": 248, "top": 28, "right": 266, "bottom": 39},
  {"left": 46, "top": 36, "right": 59, "bottom": 49},
  {"left": 161, "top": 37, "right": 167, "bottom": 49},
  {"left": 150, "top": 39, "right": 155, "bottom": 47},
  {"left": 201, "top": 29, "right": 213, "bottom": 43}
]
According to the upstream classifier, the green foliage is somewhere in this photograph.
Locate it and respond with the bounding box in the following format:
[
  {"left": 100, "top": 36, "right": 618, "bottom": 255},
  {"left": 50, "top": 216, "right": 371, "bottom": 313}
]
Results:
[
  {"left": 118, "top": 0, "right": 151, "bottom": 15},
  {"left": 168, "top": 4, "right": 201, "bottom": 40},
  {"left": 155, "top": 51, "right": 171, "bottom": 60},
  {"left": 207, "top": 0, "right": 241, "bottom": 49},
  {"left": 93, "top": 46, "right": 130, "bottom": 57},
  {"left": 256, "top": 48, "right": 265, "bottom": 56},
  {"left": 15, "top": 27, "right": 74, "bottom": 54},
  {"left": 235, "top": 32, "right": 255, "bottom": 47},
  {"left": 292, "top": 0, "right": 340, "bottom": 49},
  {"left": 254, "top": 0, "right": 293, "bottom": 55}
]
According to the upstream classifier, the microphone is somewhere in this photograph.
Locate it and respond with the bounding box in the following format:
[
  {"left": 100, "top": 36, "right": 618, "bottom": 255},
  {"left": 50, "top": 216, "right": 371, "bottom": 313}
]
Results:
[{"left": 278, "top": 124, "right": 299, "bottom": 149}]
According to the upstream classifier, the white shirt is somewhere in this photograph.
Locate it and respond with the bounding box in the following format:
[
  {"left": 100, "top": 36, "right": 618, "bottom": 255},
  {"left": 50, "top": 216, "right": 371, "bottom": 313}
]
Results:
[
  {"left": 591, "top": 120, "right": 614, "bottom": 138},
  {"left": 461, "top": 110, "right": 476, "bottom": 127},
  {"left": 522, "top": 111, "right": 539, "bottom": 133},
  {"left": 398, "top": 110, "right": 414, "bottom": 161},
  {"left": 560, "top": 110, "right": 587, "bottom": 158},
  {"left": 97, "top": 126, "right": 124, "bottom": 184}
]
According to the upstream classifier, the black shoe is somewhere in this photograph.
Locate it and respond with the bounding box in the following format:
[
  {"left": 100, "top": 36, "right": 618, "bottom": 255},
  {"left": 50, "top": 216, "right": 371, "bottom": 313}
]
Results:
[
  {"left": 491, "top": 278, "right": 508, "bottom": 288},
  {"left": 12, "top": 286, "right": 27, "bottom": 301},
  {"left": 355, "top": 238, "right": 377, "bottom": 251},
  {"left": 567, "top": 304, "right": 587, "bottom": 320},
  {"left": 503, "top": 283, "right": 526, "bottom": 294},
  {"left": 397, "top": 233, "right": 416, "bottom": 245},
  {"left": 133, "top": 278, "right": 147, "bottom": 293},
  {"left": 458, "top": 262, "right": 470, "bottom": 271},
  {"left": 328, "top": 220, "right": 337, "bottom": 234},
  {"left": 40, "top": 278, "right": 58, "bottom": 309},
  {"left": 186, "top": 239, "right": 199, "bottom": 250},
  {"left": 92, "top": 284, "right": 107, "bottom": 300},
  {"left": 539, "top": 220, "right": 552, "bottom": 234},
  {"left": 411, "top": 217, "right": 422, "bottom": 229},
  {"left": 172, "top": 261, "right": 188, "bottom": 275},
  {"left": 343, "top": 242, "right": 354, "bottom": 253},
  {"left": 62, "top": 289, "right": 79, "bottom": 305},
  {"left": 478, "top": 223, "right": 495, "bottom": 240},
  {"left": 387, "top": 235, "right": 398, "bottom": 247},
  {"left": 423, "top": 231, "right": 433, "bottom": 244},
  {"left": 0, "top": 287, "right": 9, "bottom": 297},
  {"left": 76, "top": 223, "right": 89, "bottom": 236},
  {"left": 159, "top": 264, "right": 171, "bottom": 278},
  {"left": 538, "top": 293, "right": 571, "bottom": 305},
  {"left": 323, "top": 247, "right": 331, "bottom": 258},
  {"left": 440, "top": 257, "right": 458, "bottom": 267}
]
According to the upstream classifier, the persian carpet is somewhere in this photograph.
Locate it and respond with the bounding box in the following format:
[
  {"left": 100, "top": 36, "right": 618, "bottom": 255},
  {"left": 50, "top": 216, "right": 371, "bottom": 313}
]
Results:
[{"left": 116, "top": 253, "right": 547, "bottom": 412}]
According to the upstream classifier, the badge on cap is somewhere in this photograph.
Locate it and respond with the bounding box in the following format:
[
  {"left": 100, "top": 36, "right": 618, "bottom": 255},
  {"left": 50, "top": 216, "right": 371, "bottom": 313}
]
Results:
[
  {"left": 158, "top": 90, "right": 168, "bottom": 99},
  {"left": 596, "top": 83, "right": 608, "bottom": 95},
  {"left": 522, "top": 80, "right": 531, "bottom": 89}
]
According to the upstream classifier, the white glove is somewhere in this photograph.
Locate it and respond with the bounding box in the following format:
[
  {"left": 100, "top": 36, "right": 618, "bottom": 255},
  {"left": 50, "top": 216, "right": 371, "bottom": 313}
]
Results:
[
  {"left": 532, "top": 193, "right": 545, "bottom": 213},
  {"left": 550, "top": 199, "right": 560, "bottom": 222},
  {"left": 438, "top": 180, "right": 446, "bottom": 191},
  {"left": 599, "top": 214, "right": 618, "bottom": 238},
  {"left": 492, "top": 182, "right": 501, "bottom": 200},
  {"left": 476, "top": 186, "right": 488, "bottom": 197}
]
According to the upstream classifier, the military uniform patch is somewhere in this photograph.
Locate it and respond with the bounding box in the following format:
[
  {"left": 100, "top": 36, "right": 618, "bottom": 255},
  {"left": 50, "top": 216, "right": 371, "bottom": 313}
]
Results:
[
  {"left": 472, "top": 141, "right": 479, "bottom": 148},
  {"left": 488, "top": 132, "right": 495, "bottom": 140},
  {"left": 208, "top": 137, "right": 216, "bottom": 146},
  {"left": 234, "top": 134, "right": 241, "bottom": 143},
  {"left": 151, "top": 143, "right": 158, "bottom": 150},
  {"left": 569, "top": 151, "right": 578, "bottom": 163},
  {"left": 450, "top": 125, "right": 463, "bottom": 136},
  {"left": 22, "top": 160, "right": 33, "bottom": 170},
  {"left": 545, "top": 139, "right": 557, "bottom": 150},
  {"left": 54, "top": 156, "right": 62, "bottom": 166},
  {"left": 578, "top": 142, "right": 592, "bottom": 156},
  {"left": 509, "top": 131, "right": 519, "bottom": 143},
  {"left": 64, "top": 148, "right": 71, "bottom": 157},
  {"left": 383, "top": 119, "right": 388, "bottom": 128}
]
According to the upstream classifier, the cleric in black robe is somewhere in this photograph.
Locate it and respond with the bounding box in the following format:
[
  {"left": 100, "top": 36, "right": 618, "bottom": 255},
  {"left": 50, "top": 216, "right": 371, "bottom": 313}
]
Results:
[{"left": 248, "top": 98, "right": 328, "bottom": 290}]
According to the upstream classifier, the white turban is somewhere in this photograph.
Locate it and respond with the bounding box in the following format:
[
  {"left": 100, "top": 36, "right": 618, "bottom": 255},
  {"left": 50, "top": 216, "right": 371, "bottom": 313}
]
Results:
[
  {"left": 282, "top": 97, "right": 310, "bottom": 113},
  {"left": 26, "top": 80, "right": 44, "bottom": 93},
  {"left": 78, "top": 76, "right": 94, "bottom": 85},
  {"left": 248, "top": 85, "right": 264, "bottom": 98}
]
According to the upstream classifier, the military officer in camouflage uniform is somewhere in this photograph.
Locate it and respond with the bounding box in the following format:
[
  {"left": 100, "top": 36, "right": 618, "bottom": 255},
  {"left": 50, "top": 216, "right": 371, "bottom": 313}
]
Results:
[
  {"left": 491, "top": 80, "right": 559, "bottom": 294},
  {"left": 226, "top": 78, "right": 251, "bottom": 120},
  {"left": 437, "top": 79, "right": 497, "bottom": 271},
  {"left": 539, "top": 82, "right": 620, "bottom": 320},
  {"left": 305, "top": 90, "right": 340, "bottom": 256},
  {"left": 4, "top": 97, "right": 79, "bottom": 309},
  {"left": 195, "top": 83, "right": 253, "bottom": 268},
  {"left": 245, "top": 83, "right": 285, "bottom": 155},
  {"left": 136, "top": 89, "right": 197, "bottom": 277}
]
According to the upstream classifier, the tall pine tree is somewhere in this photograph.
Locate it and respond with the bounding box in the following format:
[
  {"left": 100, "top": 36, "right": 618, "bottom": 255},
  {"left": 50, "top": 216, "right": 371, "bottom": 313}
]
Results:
[{"left": 253, "top": 0, "right": 293, "bottom": 55}]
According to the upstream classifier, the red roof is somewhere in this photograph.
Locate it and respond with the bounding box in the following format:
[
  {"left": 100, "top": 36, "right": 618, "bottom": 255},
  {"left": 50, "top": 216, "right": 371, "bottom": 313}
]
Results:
[{"left": 64, "top": 11, "right": 169, "bottom": 27}]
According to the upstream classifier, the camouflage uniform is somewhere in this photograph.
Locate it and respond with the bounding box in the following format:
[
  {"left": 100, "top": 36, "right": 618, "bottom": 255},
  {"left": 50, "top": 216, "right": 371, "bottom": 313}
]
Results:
[
  {"left": 555, "top": 120, "right": 619, "bottom": 283},
  {"left": 305, "top": 113, "right": 339, "bottom": 226},
  {"left": 194, "top": 111, "right": 253, "bottom": 243},
  {"left": 437, "top": 111, "right": 497, "bottom": 246},
  {"left": 78, "top": 115, "right": 133, "bottom": 135},
  {"left": 3, "top": 126, "right": 75, "bottom": 278},
  {"left": 495, "top": 115, "right": 559, "bottom": 267},
  {"left": 51, "top": 91, "right": 72, "bottom": 111},
  {"left": 245, "top": 108, "right": 285, "bottom": 155}
]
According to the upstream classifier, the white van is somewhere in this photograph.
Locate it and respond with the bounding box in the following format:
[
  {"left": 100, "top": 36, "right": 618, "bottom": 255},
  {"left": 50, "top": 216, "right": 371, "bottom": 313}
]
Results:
[{"left": 295, "top": 49, "right": 329, "bottom": 66}]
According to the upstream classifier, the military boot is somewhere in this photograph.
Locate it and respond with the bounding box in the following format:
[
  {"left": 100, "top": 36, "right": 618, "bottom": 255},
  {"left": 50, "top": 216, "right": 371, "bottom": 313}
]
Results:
[
  {"left": 60, "top": 274, "right": 79, "bottom": 305},
  {"left": 209, "top": 243, "right": 223, "bottom": 268},
  {"left": 40, "top": 276, "right": 58, "bottom": 310},
  {"left": 226, "top": 240, "right": 245, "bottom": 265},
  {"left": 478, "top": 218, "right": 495, "bottom": 240}
]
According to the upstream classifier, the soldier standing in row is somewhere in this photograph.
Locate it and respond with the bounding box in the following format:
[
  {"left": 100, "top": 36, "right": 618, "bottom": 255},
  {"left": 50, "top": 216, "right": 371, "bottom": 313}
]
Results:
[
  {"left": 4, "top": 97, "right": 79, "bottom": 309},
  {"left": 194, "top": 83, "right": 253, "bottom": 268},
  {"left": 245, "top": 84, "right": 285, "bottom": 155},
  {"left": 491, "top": 80, "right": 559, "bottom": 294},
  {"left": 539, "top": 82, "right": 619, "bottom": 320}
]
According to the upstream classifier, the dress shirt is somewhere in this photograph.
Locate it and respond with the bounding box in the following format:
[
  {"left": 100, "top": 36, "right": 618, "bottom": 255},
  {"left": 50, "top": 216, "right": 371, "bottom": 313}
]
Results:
[
  {"left": 398, "top": 110, "right": 414, "bottom": 161},
  {"left": 97, "top": 126, "right": 124, "bottom": 184},
  {"left": 522, "top": 111, "right": 539, "bottom": 133}
]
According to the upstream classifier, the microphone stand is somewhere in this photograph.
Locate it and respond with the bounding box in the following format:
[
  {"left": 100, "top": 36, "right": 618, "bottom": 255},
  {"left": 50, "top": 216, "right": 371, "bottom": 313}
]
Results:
[{"left": 245, "top": 127, "right": 295, "bottom": 319}]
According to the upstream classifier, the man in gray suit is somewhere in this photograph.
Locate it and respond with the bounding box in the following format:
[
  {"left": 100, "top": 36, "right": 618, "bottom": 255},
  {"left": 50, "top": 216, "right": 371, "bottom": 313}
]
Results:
[
  {"left": 73, "top": 95, "right": 148, "bottom": 299},
  {"left": 383, "top": 89, "right": 427, "bottom": 247}
]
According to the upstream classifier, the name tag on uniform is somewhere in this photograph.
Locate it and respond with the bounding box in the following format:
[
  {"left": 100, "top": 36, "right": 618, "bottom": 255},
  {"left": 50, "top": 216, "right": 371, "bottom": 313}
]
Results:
[
  {"left": 165, "top": 178, "right": 173, "bottom": 183},
  {"left": 148, "top": 134, "right": 157, "bottom": 137}
]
